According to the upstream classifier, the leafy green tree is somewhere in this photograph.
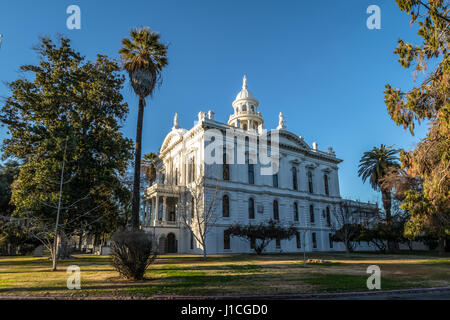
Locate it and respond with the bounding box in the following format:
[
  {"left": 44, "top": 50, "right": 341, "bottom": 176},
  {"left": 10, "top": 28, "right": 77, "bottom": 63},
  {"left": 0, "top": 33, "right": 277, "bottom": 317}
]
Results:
[
  {"left": 0, "top": 161, "right": 36, "bottom": 255},
  {"left": 358, "top": 145, "right": 400, "bottom": 222},
  {"left": 384, "top": 0, "right": 449, "bottom": 254},
  {"left": 119, "top": 27, "right": 168, "bottom": 230},
  {"left": 0, "top": 161, "right": 19, "bottom": 215},
  {"left": 0, "top": 36, "right": 133, "bottom": 266}
]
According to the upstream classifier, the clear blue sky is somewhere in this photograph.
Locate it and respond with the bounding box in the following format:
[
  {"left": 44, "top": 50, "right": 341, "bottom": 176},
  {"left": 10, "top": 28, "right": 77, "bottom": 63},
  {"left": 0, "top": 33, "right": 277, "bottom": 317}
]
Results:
[{"left": 0, "top": 0, "right": 428, "bottom": 205}]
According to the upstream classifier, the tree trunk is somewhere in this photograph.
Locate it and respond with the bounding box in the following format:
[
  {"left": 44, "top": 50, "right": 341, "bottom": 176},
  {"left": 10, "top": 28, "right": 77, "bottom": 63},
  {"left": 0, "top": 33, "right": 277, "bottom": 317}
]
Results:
[
  {"left": 57, "top": 232, "right": 72, "bottom": 259},
  {"left": 131, "top": 97, "right": 145, "bottom": 231},
  {"left": 381, "top": 188, "right": 398, "bottom": 253},
  {"left": 202, "top": 242, "right": 207, "bottom": 261},
  {"left": 78, "top": 231, "right": 83, "bottom": 251},
  {"left": 345, "top": 240, "right": 351, "bottom": 257},
  {"left": 52, "top": 234, "right": 59, "bottom": 271},
  {"left": 381, "top": 189, "right": 392, "bottom": 222}
]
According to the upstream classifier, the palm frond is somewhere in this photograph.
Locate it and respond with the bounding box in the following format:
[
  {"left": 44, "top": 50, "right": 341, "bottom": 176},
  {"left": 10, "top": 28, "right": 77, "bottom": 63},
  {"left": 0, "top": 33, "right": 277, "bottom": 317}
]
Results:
[
  {"left": 118, "top": 27, "right": 168, "bottom": 99},
  {"left": 358, "top": 144, "right": 400, "bottom": 191}
]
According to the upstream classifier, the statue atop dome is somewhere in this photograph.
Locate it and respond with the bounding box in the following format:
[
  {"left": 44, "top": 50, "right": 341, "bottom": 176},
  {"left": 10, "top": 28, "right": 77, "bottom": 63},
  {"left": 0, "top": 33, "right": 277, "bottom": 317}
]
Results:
[
  {"left": 277, "top": 112, "right": 286, "bottom": 130},
  {"left": 173, "top": 112, "right": 180, "bottom": 129},
  {"left": 243, "top": 75, "right": 248, "bottom": 89}
]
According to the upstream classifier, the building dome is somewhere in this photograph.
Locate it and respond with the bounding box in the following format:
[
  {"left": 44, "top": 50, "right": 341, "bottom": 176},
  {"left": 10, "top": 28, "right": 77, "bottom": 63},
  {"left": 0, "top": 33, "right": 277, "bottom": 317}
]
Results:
[
  {"left": 228, "top": 75, "right": 264, "bottom": 131},
  {"left": 233, "top": 75, "right": 258, "bottom": 104}
]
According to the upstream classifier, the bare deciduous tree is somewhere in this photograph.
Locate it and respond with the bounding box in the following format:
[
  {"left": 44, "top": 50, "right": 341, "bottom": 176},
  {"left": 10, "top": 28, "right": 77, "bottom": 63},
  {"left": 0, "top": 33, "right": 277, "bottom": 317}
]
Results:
[
  {"left": 178, "top": 174, "right": 219, "bottom": 261},
  {"left": 331, "top": 201, "right": 377, "bottom": 256}
]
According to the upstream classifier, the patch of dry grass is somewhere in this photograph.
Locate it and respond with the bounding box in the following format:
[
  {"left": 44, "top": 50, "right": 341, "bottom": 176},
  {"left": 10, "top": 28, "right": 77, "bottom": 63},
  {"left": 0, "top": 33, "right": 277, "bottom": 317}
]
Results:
[{"left": 0, "top": 252, "right": 449, "bottom": 297}]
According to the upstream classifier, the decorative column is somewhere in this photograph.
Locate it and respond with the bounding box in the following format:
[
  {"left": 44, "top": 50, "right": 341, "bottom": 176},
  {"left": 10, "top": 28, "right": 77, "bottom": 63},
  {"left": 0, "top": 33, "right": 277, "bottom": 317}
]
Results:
[
  {"left": 162, "top": 196, "right": 167, "bottom": 222},
  {"left": 155, "top": 196, "right": 160, "bottom": 222}
]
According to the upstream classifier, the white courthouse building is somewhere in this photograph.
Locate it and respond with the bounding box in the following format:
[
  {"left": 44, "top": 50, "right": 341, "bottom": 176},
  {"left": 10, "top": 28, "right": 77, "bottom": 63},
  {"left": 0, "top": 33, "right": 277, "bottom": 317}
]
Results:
[{"left": 143, "top": 76, "right": 377, "bottom": 254}]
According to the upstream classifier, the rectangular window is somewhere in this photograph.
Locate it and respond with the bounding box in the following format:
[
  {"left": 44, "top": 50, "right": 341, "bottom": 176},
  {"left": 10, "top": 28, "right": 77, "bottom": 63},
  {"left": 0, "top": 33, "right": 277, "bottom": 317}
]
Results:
[
  {"left": 250, "top": 237, "right": 255, "bottom": 249},
  {"left": 324, "top": 174, "right": 329, "bottom": 196},
  {"left": 309, "top": 205, "right": 315, "bottom": 224},
  {"left": 292, "top": 167, "right": 298, "bottom": 190},
  {"left": 222, "top": 195, "right": 230, "bottom": 218},
  {"left": 193, "top": 161, "right": 195, "bottom": 181},
  {"left": 273, "top": 200, "right": 279, "bottom": 220},
  {"left": 308, "top": 171, "right": 314, "bottom": 193},
  {"left": 188, "top": 157, "right": 195, "bottom": 183},
  {"left": 224, "top": 232, "right": 230, "bottom": 250},
  {"left": 296, "top": 232, "right": 301, "bottom": 248},
  {"left": 312, "top": 232, "right": 317, "bottom": 249},
  {"left": 329, "top": 233, "right": 333, "bottom": 248},
  {"left": 276, "top": 237, "right": 281, "bottom": 249},
  {"left": 248, "top": 164, "right": 255, "bottom": 184},
  {"left": 248, "top": 198, "right": 255, "bottom": 219},
  {"left": 326, "top": 207, "right": 331, "bottom": 226},
  {"left": 190, "top": 232, "right": 194, "bottom": 250}
]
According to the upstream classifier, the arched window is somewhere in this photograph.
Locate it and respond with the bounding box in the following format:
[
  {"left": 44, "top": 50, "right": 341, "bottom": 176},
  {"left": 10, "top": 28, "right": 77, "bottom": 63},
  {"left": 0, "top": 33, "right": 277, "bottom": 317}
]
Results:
[
  {"left": 243, "top": 123, "right": 248, "bottom": 131},
  {"left": 242, "top": 104, "right": 247, "bottom": 112},
  {"left": 223, "top": 148, "right": 230, "bottom": 181},
  {"left": 296, "top": 232, "right": 301, "bottom": 248},
  {"left": 222, "top": 195, "right": 230, "bottom": 217},
  {"left": 190, "top": 198, "right": 195, "bottom": 219},
  {"left": 188, "top": 156, "right": 196, "bottom": 183},
  {"left": 248, "top": 198, "right": 255, "bottom": 219},
  {"left": 292, "top": 167, "right": 298, "bottom": 190},
  {"left": 312, "top": 232, "right": 317, "bottom": 248},
  {"left": 273, "top": 200, "right": 279, "bottom": 220},
  {"left": 246, "top": 148, "right": 254, "bottom": 185},
  {"left": 324, "top": 174, "right": 329, "bottom": 196},
  {"left": 326, "top": 207, "right": 331, "bottom": 226},
  {"left": 308, "top": 171, "right": 314, "bottom": 193},
  {"left": 248, "top": 164, "right": 254, "bottom": 184},
  {"left": 309, "top": 204, "right": 315, "bottom": 223},
  {"left": 224, "top": 231, "right": 230, "bottom": 250},
  {"left": 294, "top": 202, "right": 299, "bottom": 221},
  {"left": 272, "top": 173, "right": 278, "bottom": 188}
]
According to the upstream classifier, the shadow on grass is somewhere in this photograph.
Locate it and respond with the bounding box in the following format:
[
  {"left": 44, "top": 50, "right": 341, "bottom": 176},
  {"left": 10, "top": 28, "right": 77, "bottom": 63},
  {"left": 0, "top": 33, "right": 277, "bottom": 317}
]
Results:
[
  {"left": 299, "top": 274, "right": 428, "bottom": 292},
  {"left": 0, "top": 272, "right": 265, "bottom": 297}
]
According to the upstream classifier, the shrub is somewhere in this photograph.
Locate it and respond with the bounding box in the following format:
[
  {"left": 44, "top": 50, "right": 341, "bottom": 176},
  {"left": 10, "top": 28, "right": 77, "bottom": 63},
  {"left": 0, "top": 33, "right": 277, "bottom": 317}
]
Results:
[{"left": 110, "top": 230, "right": 157, "bottom": 280}]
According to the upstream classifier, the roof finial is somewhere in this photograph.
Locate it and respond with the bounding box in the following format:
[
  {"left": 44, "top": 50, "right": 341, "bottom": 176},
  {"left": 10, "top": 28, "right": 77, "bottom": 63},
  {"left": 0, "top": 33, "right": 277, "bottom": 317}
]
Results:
[{"left": 242, "top": 75, "right": 248, "bottom": 89}]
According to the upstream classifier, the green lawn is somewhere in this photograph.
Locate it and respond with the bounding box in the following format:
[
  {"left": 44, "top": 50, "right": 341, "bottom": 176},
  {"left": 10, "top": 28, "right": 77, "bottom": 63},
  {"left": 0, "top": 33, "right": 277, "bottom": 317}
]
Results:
[{"left": 0, "top": 251, "right": 449, "bottom": 297}]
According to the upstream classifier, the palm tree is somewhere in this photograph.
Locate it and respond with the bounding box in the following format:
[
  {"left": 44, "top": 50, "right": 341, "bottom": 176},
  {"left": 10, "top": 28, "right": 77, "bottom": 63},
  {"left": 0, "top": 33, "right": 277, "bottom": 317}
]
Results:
[
  {"left": 358, "top": 144, "right": 399, "bottom": 222},
  {"left": 119, "top": 27, "right": 168, "bottom": 230},
  {"left": 142, "top": 152, "right": 158, "bottom": 185}
]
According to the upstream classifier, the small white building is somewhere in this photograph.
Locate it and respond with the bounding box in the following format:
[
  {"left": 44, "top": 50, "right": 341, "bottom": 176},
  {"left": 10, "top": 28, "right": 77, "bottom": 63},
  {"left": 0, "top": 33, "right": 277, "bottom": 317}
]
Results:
[{"left": 143, "top": 76, "right": 378, "bottom": 254}]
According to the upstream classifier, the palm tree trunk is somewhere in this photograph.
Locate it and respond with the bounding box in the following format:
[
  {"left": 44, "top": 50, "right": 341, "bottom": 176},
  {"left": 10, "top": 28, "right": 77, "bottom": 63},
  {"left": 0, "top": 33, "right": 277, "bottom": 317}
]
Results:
[
  {"left": 381, "top": 188, "right": 397, "bottom": 253},
  {"left": 381, "top": 189, "right": 392, "bottom": 222},
  {"left": 131, "top": 97, "right": 145, "bottom": 230}
]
